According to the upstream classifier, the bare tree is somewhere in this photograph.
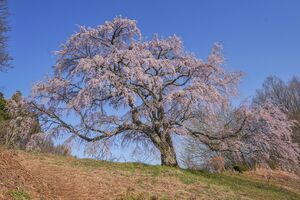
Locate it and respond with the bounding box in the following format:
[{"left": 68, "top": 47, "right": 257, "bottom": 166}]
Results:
[
  {"left": 0, "top": 0, "right": 11, "bottom": 71},
  {"left": 31, "top": 17, "right": 242, "bottom": 166}
]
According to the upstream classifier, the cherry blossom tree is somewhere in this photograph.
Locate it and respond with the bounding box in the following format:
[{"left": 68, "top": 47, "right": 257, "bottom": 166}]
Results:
[
  {"left": 254, "top": 76, "right": 300, "bottom": 144},
  {"left": 31, "top": 17, "right": 242, "bottom": 166},
  {"left": 187, "top": 101, "right": 300, "bottom": 171}
]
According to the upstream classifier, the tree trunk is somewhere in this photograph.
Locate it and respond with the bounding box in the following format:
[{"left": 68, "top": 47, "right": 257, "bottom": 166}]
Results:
[
  {"left": 159, "top": 133, "right": 178, "bottom": 167},
  {"left": 149, "top": 131, "right": 178, "bottom": 167},
  {"left": 160, "top": 143, "right": 178, "bottom": 167}
]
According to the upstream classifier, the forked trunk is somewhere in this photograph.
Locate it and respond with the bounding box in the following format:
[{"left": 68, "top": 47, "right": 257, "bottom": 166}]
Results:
[{"left": 150, "top": 131, "right": 178, "bottom": 167}]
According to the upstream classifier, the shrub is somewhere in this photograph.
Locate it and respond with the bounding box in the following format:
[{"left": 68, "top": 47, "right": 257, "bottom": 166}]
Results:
[
  {"left": 27, "top": 136, "right": 71, "bottom": 156},
  {"left": 267, "top": 160, "right": 277, "bottom": 170},
  {"left": 233, "top": 164, "right": 249, "bottom": 173},
  {"left": 208, "top": 156, "right": 225, "bottom": 173}
]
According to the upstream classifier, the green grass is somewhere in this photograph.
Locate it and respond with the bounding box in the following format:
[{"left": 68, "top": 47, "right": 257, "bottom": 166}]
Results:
[
  {"left": 183, "top": 169, "right": 300, "bottom": 200},
  {"left": 9, "top": 188, "right": 30, "bottom": 200}
]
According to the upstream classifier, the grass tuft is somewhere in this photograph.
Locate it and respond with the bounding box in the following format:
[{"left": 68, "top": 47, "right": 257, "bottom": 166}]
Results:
[{"left": 9, "top": 188, "right": 30, "bottom": 200}]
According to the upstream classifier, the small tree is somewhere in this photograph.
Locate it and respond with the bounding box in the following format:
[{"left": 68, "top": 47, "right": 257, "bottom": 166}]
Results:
[
  {"left": 0, "top": 91, "right": 42, "bottom": 149},
  {"left": 0, "top": 92, "right": 9, "bottom": 122},
  {"left": 0, "top": 91, "right": 70, "bottom": 155},
  {"left": 32, "top": 17, "right": 242, "bottom": 166}
]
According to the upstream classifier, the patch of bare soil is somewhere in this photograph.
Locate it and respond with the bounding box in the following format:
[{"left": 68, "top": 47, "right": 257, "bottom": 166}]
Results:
[{"left": 0, "top": 147, "right": 51, "bottom": 199}]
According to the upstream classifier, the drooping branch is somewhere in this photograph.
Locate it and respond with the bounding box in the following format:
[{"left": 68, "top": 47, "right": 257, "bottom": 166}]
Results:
[{"left": 32, "top": 17, "right": 243, "bottom": 166}]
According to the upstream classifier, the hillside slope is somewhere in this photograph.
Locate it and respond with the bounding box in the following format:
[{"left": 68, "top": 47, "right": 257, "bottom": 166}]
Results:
[{"left": 0, "top": 148, "right": 299, "bottom": 200}]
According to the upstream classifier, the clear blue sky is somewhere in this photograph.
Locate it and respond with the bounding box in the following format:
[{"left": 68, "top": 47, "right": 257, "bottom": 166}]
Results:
[
  {"left": 1, "top": 0, "right": 300, "bottom": 162},
  {"left": 1, "top": 0, "right": 300, "bottom": 99}
]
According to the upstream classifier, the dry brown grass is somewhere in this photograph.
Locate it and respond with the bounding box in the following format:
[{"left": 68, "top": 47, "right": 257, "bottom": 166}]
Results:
[
  {"left": 245, "top": 168, "right": 300, "bottom": 194},
  {"left": 17, "top": 152, "right": 210, "bottom": 199},
  {"left": 0, "top": 147, "right": 52, "bottom": 199},
  {"left": 0, "top": 147, "right": 299, "bottom": 200}
]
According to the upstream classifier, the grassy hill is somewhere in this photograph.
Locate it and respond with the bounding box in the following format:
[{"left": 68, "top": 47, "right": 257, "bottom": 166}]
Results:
[{"left": 0, "top": 147, "right": 299, "bottom": 200}]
